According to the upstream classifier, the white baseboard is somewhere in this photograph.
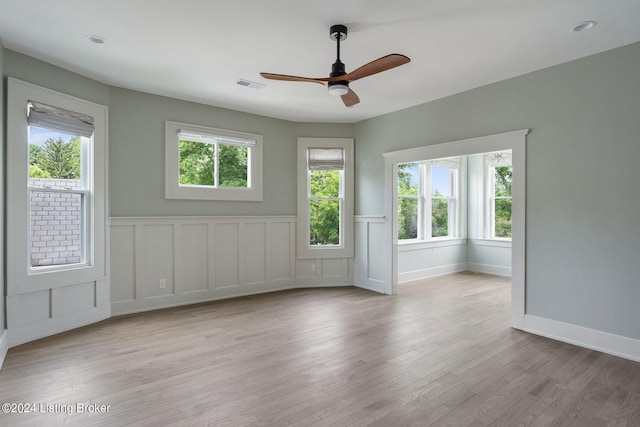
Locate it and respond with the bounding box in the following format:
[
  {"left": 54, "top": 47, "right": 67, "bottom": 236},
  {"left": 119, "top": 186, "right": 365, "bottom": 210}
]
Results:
[
  {"left": 524, "top": 314, "right": 640, "bottom": 363},
  {"left": 354, "top": 276, "right": 388, "bottom": 294},
  {"left": 295, "top": 276, "right": 353, "bottom": 287},
  {"left": 0, "top": 329, "right": 8, "bottom": 370},
  {"left": 112, "top": 281, "right": 295, "bottom": 316},
  {"left": 467, "top": 262, "right": 511, "bottom": 277},
  {"left": 398, "top": 263, "right": 467, "bottom": 284}
]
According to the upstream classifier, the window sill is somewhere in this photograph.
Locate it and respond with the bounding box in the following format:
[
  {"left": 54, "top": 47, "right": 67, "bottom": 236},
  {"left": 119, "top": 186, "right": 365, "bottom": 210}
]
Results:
[
  {"left": 471, "top": 238, "right": 512, "bottom": 248},
  {"left": 397, "top": 238, "right": 466, "bottom": 252},
  {"left": 166, "top": 185, "right": 263, "bottom": 201}
]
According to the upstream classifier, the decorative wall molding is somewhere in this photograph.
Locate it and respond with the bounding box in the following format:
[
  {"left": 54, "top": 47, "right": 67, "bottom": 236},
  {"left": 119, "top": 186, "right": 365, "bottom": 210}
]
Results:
[
  {"left": 354, "top": 216, "right": 388, "bottom": 294},
  {"left": 295, "top": 258, "right": 353, "bottom": 288},
  {"left": 7, "top": 279, "right": 111, "bottom": 347},
  {"left": 110, "top": 216, "right": 299, "bottom": 315},
  {"left": 524, "top": 315, "right": 640, "bottom": 363}
]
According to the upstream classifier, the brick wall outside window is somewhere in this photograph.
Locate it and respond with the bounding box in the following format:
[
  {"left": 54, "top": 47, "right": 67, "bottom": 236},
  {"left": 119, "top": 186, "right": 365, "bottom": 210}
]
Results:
[{"left": 29, "top": 178, "right": 83, "bottom": 267}]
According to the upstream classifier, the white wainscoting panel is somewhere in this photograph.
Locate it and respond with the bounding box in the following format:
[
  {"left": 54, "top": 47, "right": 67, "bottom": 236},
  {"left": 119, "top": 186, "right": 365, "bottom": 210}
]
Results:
[
  {"left": 181, "top": 224, "right": 209, "bottom": 293},
  {"left": 214, "top": 223, "right": 240, "bottom": 288},
  {"left": 354, "top": 216, "right": 388, "bottom": 293},
  {"left": 294, "top": 257, "right": 353, "bottom": 287},
  {"left": 110, "top": 225, "right": 136, "bottom": 302},
  {"left": 110, "top": 216, "right": 298, "bottom": 315},
  {"left": 7, "top": 279, "right": 110, "bottom": 347},
  {"left": 245, "top": 222, "right": 267, "bottom": 285},
  {"left": 144, "top": 224, "right": 175, "bottom": 298},
  {"left": 271, "top": 222, "right": 293, "bottom": 281}
]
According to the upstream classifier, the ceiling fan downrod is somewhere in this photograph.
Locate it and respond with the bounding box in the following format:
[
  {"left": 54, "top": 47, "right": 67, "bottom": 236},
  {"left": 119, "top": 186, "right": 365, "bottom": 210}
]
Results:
[{"left": 328, "top": 24, "right": 349, "bottom": 96}]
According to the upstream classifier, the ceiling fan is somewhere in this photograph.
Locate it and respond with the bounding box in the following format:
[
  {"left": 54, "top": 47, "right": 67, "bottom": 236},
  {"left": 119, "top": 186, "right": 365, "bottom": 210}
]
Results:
[{"left": 260, "top": 25, "right": 410, "bottom": 107}]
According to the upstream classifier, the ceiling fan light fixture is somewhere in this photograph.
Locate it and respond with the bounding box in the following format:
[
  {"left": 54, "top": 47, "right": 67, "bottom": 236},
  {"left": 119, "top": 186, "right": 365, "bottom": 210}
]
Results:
[{"left": 328, "top": 82, "right": 349, "bottom": 96}]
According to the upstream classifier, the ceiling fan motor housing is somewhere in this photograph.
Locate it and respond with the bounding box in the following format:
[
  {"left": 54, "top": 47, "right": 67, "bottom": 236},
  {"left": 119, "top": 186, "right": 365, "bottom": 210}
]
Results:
[{"left": 328, "top": 61, "right": 349, "bottom": 95}]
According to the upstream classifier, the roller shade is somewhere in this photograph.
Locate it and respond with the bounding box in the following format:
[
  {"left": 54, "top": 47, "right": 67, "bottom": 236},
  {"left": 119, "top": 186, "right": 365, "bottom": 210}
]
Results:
[
  {"left": 308, "top": 148, "right": 344, "bottom": 170},
  {"left": 28, "top": 101, "right": 94, "bottom": 138},
  {"left": 178, "top": 129, "right": 256, "bottom": 147}
]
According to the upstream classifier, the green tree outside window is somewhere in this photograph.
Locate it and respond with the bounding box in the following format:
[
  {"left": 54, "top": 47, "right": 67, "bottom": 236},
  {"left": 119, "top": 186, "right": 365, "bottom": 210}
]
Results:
[
  {"left": 29, "top": 136, "right": 80, "bottom": 180},
  {"left": 494, "top": 165, "right": 512, "bottom": 238},
  {"left": 309, "top": 170, "right": 341, "bottom": 245},
  {"left": 178, "top": 140, "right": 248, "bottom": 187}
]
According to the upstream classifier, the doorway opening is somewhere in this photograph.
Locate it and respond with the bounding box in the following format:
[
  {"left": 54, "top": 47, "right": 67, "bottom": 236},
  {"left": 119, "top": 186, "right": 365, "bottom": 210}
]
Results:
[{"left": 383, "top": 130, "right": 528, "bottom": 329}]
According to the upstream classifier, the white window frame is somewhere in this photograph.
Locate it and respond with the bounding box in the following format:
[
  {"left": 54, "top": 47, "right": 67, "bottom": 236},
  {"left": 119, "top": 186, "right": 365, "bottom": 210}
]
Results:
[
  {"left": 484, "top": 151, "right": 513, "bottom": 240},
  {"left": 297, "top": 138, "right": 354, "bottom": 259},
  {"left": 7, "top": 78, "right": 108, "bottom": 295},
  {"left": 165, "top": 121, "right": 263, "bottom": 201},
  {"left": 397, "top": 157, "right": 465, "bottom": 244}
]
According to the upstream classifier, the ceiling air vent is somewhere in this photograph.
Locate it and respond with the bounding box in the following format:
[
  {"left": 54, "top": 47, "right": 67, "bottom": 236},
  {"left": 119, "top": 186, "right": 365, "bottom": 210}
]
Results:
[{"left": 236, "top": 79, "right": 265, "bottom": 89}]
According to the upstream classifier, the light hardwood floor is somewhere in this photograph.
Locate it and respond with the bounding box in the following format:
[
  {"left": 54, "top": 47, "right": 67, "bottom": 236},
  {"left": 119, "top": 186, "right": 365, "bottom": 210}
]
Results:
[{"left": 1, "top": 272, "right": 639, "bottom": 426}]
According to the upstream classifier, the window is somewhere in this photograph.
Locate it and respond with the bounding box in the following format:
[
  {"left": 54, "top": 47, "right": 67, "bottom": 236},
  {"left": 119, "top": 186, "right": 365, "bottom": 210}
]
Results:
[
  {"left": 165, "top": 121, "right": 262, "bottom": 201},
  {"left": 27, "top": 102, "right": 92, "bottom": 269},
  {"left": 297, "top": 138, "right": 353, "bottom": 259},
  {"left": 485, "top": 150, "right": 512, "bottom": 239},
  {"left": 397, "top": 157, "right": 462, "bottom": 241},
  {"left": 7, "top": 78, "right": 107, "bottom": 294},
  {"left": 308, "top": 148, "right": 343, "bottom": 246},
  {"left": 397, "top": 163, "right": 419, "bottom": 239}
]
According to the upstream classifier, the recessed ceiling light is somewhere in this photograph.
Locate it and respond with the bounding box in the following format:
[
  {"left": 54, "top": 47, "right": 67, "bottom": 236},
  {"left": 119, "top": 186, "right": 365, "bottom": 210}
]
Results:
[
  {"left": 86, "top": 35, "right": 106, "bottom": 44},
  {"left": 571, "top": 21, "right": 597, "bottom": 32}
]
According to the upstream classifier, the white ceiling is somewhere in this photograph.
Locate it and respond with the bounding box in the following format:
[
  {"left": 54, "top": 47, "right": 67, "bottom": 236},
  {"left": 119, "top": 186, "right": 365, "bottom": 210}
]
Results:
[{"left": 2, "top": 0, "right": 640, "bottom": 123}]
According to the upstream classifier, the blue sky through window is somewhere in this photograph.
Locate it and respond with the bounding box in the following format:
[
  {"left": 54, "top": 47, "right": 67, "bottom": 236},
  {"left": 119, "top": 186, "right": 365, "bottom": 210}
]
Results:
[
  {"left": 402, "top": 162, "right": 449, "bottom": 196},
  {"left": 432, "top": 165, "right": 449, "bottom": 197},
  {"left": 29, "top": 126, "right": 76, "bottom": 146}
]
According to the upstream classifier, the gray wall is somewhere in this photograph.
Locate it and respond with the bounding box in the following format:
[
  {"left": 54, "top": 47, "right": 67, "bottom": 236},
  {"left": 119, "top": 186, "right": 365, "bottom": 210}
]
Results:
[
  {"left": 4, "top": 50, "right": 353, "bottom": 218},
  {"left": 108, "top": 88, "right": 354, "bottom": 217},
  {"left": 4, "top": 50, "right": 109, "bottom": 106},
  {"left": 109, "top": 87, "right": 292, "bottom": 217},
  {"left": 355, "top": 42, "right": 640, "bottom": 340},
  {"left": 1, "top": 40, "right": 5, "bottom": 332}
]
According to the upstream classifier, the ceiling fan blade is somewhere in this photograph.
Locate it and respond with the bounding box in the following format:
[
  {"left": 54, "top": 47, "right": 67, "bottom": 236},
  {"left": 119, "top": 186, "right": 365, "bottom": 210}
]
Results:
[
  {"left": 341, "top": 89, "right": 360, "bottom": 107},
  {"left": 260, "top": 72, "right": 328, "bottom": 85},
  {"left": 330, "top": 54, "right": 411, "bottom": 83}
]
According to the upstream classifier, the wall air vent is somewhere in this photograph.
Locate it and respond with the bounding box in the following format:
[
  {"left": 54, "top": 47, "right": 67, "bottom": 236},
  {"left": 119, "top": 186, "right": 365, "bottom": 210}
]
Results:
[{"left": 236, "top": 79, "right": 266, "bottom": 89}]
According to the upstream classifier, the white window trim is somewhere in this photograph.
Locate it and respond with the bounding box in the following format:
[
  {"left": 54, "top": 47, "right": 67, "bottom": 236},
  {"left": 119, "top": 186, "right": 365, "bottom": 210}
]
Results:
[
  {"left": 397, "top": 157, "right": 466, "bottom": 242},
  {"left": 398, "top": 238, "right": 467, "bottom": 252},
  {"left": 7, "top": 78, "right": 108, "bottom": 295},
  {"left": 297, "top": 138, "right": 354, "bottom": 259},
  {"left": 474, "top": 238, "right": 512, "bottom": 248},
  {"left": 484, "top": 153, "right": 513, "bottom": 240},
  {"left": 165, "top": 121, "right": 263, "bottom": 201}
]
